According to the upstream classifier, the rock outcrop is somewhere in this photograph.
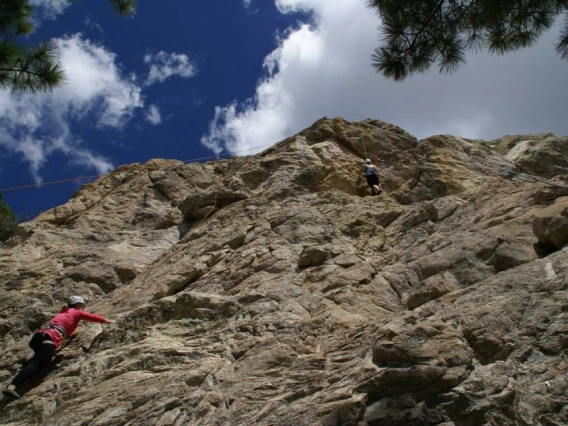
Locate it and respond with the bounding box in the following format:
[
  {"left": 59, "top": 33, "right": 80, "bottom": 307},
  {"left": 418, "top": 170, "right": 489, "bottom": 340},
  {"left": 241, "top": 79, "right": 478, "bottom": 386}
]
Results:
[{"left": 1, "top": 117, "right": 568, "bottom": 425}]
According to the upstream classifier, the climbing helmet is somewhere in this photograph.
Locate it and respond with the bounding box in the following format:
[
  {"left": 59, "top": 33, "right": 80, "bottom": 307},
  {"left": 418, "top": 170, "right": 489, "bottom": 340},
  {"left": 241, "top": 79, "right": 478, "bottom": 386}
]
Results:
[{"left": 68, "top": 295, "right": 85, "bottom": 306}]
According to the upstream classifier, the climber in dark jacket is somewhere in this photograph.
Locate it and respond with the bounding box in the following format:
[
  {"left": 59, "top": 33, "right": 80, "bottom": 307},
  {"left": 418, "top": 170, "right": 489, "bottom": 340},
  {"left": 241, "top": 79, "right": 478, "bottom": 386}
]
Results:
[
  {"left": 359, "top": 159, "right": 381, "bottom": 195},
  {"left": 2, "top": 296, "right": 113, "bottom": 399}
]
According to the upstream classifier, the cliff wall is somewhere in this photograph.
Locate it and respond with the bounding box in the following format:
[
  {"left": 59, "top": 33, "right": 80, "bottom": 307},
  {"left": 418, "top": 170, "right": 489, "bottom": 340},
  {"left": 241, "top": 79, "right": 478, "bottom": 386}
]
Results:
[{"left": 1, "top": 117, "right": 568, "bottom": 425}]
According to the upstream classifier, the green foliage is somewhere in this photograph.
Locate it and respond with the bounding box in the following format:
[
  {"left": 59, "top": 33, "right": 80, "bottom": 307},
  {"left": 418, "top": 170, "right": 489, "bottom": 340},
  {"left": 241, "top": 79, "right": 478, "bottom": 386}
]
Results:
[
  {"left": 108, "top": 0, "right": 136, "bottom": 16},
  {"left": 0, "top": 39, "right": 65, "bottom": 93},
  {"left": 367, "top": 0, "right": 568, "bottom": 80},
  {"left": 0, "top": 0, "right": 34, "bottom": 36},
  {"left": 0, "top": 192, "right": 18, "bottom": 242},
  {"left": 0, "top": 0, "right": 136, "bottom": 93}
]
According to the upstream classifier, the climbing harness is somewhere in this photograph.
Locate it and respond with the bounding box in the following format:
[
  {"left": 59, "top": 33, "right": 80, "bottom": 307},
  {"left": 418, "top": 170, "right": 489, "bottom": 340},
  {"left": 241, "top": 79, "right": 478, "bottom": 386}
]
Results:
[
  {"left": 364, "top": 164, "right": 378, "bottom": 176},
  {"left": 42, "top": 324, "right": 67, "bottom": 339}
]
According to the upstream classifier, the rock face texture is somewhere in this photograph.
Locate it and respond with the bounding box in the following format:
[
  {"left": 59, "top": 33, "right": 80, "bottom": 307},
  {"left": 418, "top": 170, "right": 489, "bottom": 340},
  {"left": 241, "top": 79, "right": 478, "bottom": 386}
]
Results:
[{"left": 1, "top": 117, "right": 568, "bottom": 426}]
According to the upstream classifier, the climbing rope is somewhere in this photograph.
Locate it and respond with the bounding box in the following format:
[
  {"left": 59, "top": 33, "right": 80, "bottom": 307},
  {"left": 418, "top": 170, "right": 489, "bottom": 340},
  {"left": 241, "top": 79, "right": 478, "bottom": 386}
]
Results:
[
  {"left": 495, "top": 161, "right": 568, "bottom": 190},
  {"left": 194, "top": 189, "right": 219, "bottom": 229},
  {"left": 357, "top": 122, "right": 368, "bottom": 159},
  {"left": 0, "top": 143, "right": 276, "bottom": 193},
  {"left": 4, "top": 121, "right": 564, "bottom": 193},
  {"left": 356, "top": 120, "right": 568, "bottom": 191}
]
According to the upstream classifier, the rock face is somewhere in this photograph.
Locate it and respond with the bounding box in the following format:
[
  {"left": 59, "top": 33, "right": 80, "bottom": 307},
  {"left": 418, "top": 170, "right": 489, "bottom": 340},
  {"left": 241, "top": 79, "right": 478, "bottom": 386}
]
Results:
[{"left": 1, "top": 117, "right": 568, "bottom": 426}]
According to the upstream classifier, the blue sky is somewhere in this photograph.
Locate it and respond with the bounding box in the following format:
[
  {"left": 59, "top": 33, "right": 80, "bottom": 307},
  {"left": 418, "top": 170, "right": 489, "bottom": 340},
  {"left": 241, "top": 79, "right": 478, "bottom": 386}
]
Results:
[{"left": 1, "top": 0, "right": 568, "bottom": 218}]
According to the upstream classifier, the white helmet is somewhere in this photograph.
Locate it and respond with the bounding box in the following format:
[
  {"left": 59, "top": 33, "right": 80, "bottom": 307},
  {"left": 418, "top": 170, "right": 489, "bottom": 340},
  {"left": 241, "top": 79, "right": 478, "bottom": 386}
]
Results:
[
  {"left": 68, "top": 295, "right": 85, "bottom": 306},
  {"left": 365, "top": 159, "right": 371, "bottom": 164}
]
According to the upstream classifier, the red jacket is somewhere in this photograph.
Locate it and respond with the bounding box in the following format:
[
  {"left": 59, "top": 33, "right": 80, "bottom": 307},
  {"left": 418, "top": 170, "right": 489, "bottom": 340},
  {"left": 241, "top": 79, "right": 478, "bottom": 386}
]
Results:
[{"left": 39, "top": 308, "right": 107, "bottom": 349}]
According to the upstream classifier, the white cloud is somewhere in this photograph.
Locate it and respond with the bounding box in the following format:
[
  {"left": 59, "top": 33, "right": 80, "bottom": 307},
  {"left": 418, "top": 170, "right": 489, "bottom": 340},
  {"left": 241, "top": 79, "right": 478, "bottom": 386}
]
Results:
[
  {"left": 85, "top": 16, "right": 104, "bottom": 35},
  {"left": 202, "top": 0, "right": 568, "bottom": 156},
  {"left": 243, "top": 0, "right": 258, "bottom": 13},
  {"left": 0, "top": 34, "right": 144, "bottom": 182},
  {"left": 144, "top": 51, "right": 197, "bottom": 86},
  {"left": 29, "top": 0, "right": 72, "bottom": 22},
  {"left": 145, "top": 105, "right": 162, "bottom": 125},
  {"left": 55, "top": 35, "right": 143, "bottom": 127}
]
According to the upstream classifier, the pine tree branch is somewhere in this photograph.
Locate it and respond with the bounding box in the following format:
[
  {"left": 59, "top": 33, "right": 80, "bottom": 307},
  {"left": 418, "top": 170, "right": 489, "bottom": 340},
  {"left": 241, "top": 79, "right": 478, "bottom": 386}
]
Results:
[
  {"left": 370, "top": 0, "right": 568, "bottom": 80},
  {"left": 108, "top": 0, "right": 136, "bottom": 16},
  {"left": 0, "top": 41, "right": 65, "bottom": 93},
  {"left": 557, "top": 13, "right": 568, "bottom": 59},
  {"left": 395, "top": 0, "right": 446, "bottom": 57}
]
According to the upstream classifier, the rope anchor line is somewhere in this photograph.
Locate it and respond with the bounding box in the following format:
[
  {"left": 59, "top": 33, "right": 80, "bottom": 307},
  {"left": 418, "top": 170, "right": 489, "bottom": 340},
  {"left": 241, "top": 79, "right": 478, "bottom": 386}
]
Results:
[
  {"left": 0, "top": 143, "right": 277, "bottom": 193},
  {"left": 2, "top": 122, "right": 567, "bottom": 193}
]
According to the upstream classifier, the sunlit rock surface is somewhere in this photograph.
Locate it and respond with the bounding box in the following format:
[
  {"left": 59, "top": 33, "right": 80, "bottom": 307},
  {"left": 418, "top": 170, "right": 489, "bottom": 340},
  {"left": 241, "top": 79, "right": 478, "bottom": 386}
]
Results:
[{"left": 1, "top": 118, "right": 568, "bottom": 426}]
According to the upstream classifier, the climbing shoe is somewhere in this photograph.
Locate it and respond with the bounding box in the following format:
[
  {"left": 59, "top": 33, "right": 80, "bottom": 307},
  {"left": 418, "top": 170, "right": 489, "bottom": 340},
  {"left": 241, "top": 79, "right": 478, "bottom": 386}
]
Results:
[{"left": 2, "top": 386, "right": 19, "bottom": 399}]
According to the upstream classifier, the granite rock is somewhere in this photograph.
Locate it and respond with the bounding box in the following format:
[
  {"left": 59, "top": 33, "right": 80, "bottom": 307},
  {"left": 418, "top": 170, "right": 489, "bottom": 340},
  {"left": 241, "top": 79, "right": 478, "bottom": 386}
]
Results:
[{"left": 1, "top": 118, "right": 568, "bottom": 426}]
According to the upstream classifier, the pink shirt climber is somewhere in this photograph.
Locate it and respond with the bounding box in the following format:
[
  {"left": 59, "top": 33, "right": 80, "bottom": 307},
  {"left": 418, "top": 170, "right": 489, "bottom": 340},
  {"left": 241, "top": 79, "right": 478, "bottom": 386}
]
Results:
[{"left": 40, "top": 308, "right": 108, "bottom": 349}]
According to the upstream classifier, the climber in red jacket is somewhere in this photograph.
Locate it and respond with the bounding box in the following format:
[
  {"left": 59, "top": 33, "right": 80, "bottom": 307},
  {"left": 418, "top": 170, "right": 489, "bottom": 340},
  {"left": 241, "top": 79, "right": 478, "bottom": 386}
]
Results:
[{"left": 2, "top": 296, "right": 113, "bottom": 399}]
